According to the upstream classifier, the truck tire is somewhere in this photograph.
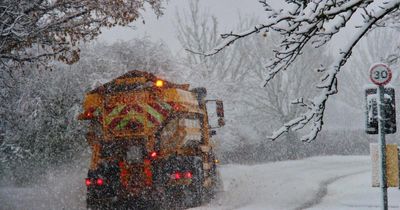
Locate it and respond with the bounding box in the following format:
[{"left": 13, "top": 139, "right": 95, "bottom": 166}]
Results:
[
  {"left": 208, "top": 169, "right": 223, "bottom": 200},
  {"left": 186, "top": 157, "right": 205, "bottom": 207}
]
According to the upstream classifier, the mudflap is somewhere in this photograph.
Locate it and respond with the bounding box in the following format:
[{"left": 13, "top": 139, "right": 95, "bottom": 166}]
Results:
[
  {"left": 87, "top": 185, "right": 166, "bottom": 210},
  {"left": 164, "top": 185, "right": 199, "bottom": 209},
  {"left": 86, "top": 197, "right": 121, "bottom": 210},
  {"left": 121, "top": 198, "right": 163, "bottom": 210},
  {"left": 87, "top": 196, "right": 165, "bottom": 210}
]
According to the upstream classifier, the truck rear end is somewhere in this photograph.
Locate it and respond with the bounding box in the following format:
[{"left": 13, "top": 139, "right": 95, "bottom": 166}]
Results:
[{"left": 79, "top": 70, "right": 224, "bottom": 209}]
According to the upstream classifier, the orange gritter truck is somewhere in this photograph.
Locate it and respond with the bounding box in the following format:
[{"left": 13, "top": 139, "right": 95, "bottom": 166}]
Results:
[{"left": 78, "top": 70, "right": 224, "bottom": 209}]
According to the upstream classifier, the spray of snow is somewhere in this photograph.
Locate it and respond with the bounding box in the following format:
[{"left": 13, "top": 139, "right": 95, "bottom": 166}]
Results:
[{"left": 0, "top": 153, "right": 89, "bottom": 210}]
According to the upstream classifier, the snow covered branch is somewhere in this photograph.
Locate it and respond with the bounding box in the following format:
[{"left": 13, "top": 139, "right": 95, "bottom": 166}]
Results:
[
  {"left": 0, "top": 0, "right": 165, "bottom": 70},
  {"left": 204, "top": 0, "right": 400, "bottom": 142}
]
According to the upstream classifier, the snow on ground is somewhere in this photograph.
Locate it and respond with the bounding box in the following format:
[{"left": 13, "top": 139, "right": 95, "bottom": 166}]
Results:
[
  {"left": 0, "top": 160, "right": 88, "bottom": 210},
  {"left": 193, "top": 156, "right": 370, "bottom": 210},
  {"left": 308, "top": 170, "right": 400, "bottom": 210},
  {"left": 2, "top": 155, "right": 397, "bottom": 210}
]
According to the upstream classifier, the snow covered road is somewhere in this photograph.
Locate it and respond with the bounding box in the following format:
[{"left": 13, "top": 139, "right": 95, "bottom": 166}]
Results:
[
  {"left": 194, "top": 156, "right": 371, "bottom": 210},
  {"left": 308, "top": 166, "right": 400, "bottom": 210},
  {"left": 2, "top": 156, "right": 397, "bottom": 210}
]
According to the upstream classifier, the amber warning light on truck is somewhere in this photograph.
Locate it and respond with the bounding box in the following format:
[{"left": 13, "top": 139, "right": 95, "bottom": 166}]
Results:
[{"left": 155, "top": 79, "right": 164, "bottom": 87}]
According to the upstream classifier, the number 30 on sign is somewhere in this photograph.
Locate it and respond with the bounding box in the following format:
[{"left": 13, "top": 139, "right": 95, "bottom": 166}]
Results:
[{"left": 369, "top": 63, "right": 392, "bottom": 86}]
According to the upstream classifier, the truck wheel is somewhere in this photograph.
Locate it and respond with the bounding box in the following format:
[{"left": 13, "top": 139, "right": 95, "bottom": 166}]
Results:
[
  {"left": 187, "top": 157, "right": 205, "bottom": 207},
  {"left": 86, "top": 199, "right": 101, "bottom": 210},
  {"left": 209, "top": 169, "right": 223, "bottom": 199},
  {"left": 192, "top": 185, "right": 205, "bottom": 207},
  {"left": 86, "top": 202, "right": 110, "bottom": 210},
  {"left": 149, "top": 191, "right": 167, "bottom": 210}
]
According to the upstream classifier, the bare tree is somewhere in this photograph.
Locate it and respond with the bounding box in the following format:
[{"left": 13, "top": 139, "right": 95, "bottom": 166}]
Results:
[
  {"left": 239, "top": 36, "right": 330, "bottom": 159},
  {"left": 176, "top": 0, "right": 331, "bottom": 156},
  {"left": 339, "top": 28, "right": 400, "bottom": 108},
  {"left": 176, "top": 0, "right": 249, "bottom": 85},
  {"left": 199, "top": 0, "right": 400, "bottom": 142},
  {"left": 0, "top": 0, "right": 164, "bottom": 71}
]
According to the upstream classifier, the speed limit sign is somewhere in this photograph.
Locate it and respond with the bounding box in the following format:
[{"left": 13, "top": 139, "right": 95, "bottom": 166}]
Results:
[
  {"left": 369, "top": 63, "right": 392, "bottom": 86},
  {"left": 367, "top": 63, "right": 395, "bottom": 209}
]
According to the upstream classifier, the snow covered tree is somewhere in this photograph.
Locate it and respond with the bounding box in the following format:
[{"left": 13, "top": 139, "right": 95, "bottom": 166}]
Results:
[
  {"left": 0, "top": 0, "right": 164, "bottom": 71},
  {"left": 176, "top": 0, "right": 253, "bottom": 151},
  {"left": 0, "top": 38, "right": 176, "bottom": 185},
  {"left": 176, "top": 0, "right": 331, "bottom": 159},
  {"left": 202, "top": 0, "right": 400, "bottom": 142},
  {"left": 176, "top": 0, "right": 249, "bottom": 83},
  {"left": 339, "top": 28, "right": 400, "bottom": 108},
  {"left": 0, "top": 1, "right": 166, "bottom": 164}
]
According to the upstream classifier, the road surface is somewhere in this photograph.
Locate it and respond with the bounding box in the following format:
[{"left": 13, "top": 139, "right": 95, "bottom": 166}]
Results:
[{"left": 2, "top": 156, "right": 396, "bottom": 210}]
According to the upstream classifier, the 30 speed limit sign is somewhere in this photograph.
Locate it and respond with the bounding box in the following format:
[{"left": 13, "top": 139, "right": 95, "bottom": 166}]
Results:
[{"left": 369, "top": 63, "right": 392, "bottom": 86}]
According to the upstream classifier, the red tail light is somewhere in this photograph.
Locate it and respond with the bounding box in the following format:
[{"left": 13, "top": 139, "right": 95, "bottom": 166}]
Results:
[
  {"left": 85, "top": 178, "right": 91, "bottom": 186},
  {"left": 173, "top": 172, "right": 181, "bottom": 180},
  {"left": 96, "top": 178, "right": 104, "bottom": 186},
  {"left": 184, "top": 172, "right": 192, "bottom": 179},
  {"left": 150, "top": 151, "right": 157, "bottom": 159},
  {"left": 85, "top": 112, "right": 93, "bottom": 118},
  {"left": 173, "top": 104, "right": 180, "bottom": 111},
  {"left": 171, "top": 171, "right": 193, "bottom": 180}
]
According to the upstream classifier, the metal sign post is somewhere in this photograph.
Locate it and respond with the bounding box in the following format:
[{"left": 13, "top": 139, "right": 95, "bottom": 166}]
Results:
[
  {"left": 378, "top": 85, "right": 388, "bottom": 210},
  {"left": 369, "top": 63, "right": 393, "bottom": 210}
]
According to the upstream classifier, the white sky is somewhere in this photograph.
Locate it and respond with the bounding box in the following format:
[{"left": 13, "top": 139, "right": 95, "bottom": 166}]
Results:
[{"left": 99, "top": 0, "right": 267, "bottom": 54}]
